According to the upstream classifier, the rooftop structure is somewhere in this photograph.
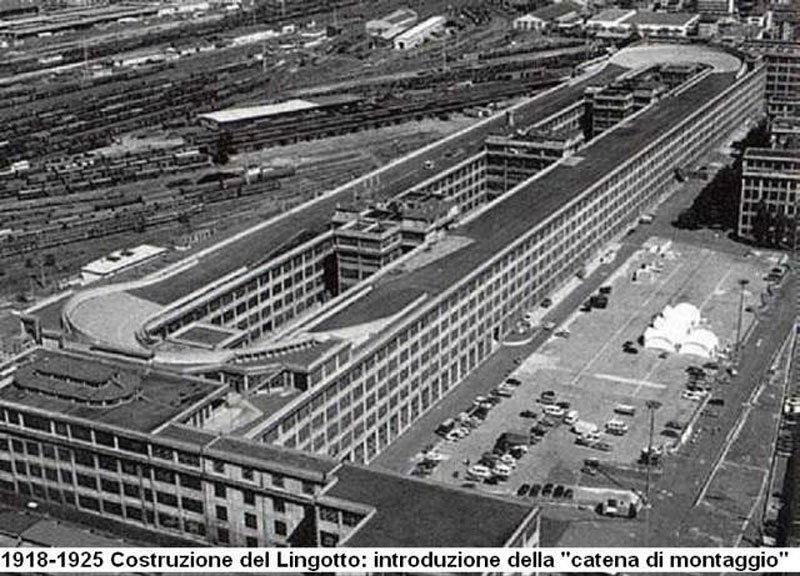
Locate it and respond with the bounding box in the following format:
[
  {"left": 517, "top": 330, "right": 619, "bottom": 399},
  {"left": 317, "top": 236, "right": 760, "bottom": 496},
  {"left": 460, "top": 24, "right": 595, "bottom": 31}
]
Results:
[
  {"left": 326, "top": 466, "right": 540, "bottom": 547},
  {"left": 393, "top": 15, "right": 446, "bottom": 50},
  {"left": 81, "top": 244, "right": 166, "bottom": 284},
  {"left": 366, "top": 8, "right": 417, "bottom": 41},
  {"left": 585, "top": 9, "right": 699, "bottom": 37},
  {"left": 0, "top": 349, "right": 225, "bottom": 433}
]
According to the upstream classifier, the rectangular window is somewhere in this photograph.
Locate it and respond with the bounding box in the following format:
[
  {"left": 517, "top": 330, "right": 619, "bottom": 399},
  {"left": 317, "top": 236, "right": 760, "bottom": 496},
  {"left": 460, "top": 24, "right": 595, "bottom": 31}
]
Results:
[
  {"left": 181, "top": 496, "right": 204, "bottom": 514},
  {"left": 244, "top": 512, "right": 258, "bottom": 529},
  {"left": 214, "top": 483, "right": 226, "bottom": 499},
  {"left": 216, "top": 505, "right": 228, "bottom": 522}
]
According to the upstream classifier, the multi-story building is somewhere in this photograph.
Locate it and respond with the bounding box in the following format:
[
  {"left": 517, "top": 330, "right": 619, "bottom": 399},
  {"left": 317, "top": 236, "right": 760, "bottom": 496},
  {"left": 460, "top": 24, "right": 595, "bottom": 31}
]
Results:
[
  {"left": 10, "top": 47, "right": 766, "bottom": 541},
  {"left": 0, "top": 347, "right": 540, "bottom": 548},
  {"left": 738, "top": 147, "right": 799, "bottom": 240}
]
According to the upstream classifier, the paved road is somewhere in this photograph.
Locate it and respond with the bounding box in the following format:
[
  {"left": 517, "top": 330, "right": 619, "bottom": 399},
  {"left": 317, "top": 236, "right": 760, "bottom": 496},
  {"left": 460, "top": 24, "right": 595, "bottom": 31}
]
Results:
[{"left": 644, "top": 275, "right": 794, "bottom": 546}]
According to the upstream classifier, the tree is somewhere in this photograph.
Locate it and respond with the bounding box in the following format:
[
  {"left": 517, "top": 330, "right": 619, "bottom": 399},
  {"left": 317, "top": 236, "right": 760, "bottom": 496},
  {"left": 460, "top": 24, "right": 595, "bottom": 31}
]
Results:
[{"left": 751, "top": 201, "right": 771, "bottom": 246}]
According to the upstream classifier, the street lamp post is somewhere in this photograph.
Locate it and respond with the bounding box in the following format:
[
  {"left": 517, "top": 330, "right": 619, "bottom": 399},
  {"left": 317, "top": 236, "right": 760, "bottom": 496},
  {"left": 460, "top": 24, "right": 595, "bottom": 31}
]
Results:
[
  {"left": 644, "top": 399, "right": 661, "bottom": 547},
  {"left": 734, "top": 278, "right": 750, "bottom": 360}
]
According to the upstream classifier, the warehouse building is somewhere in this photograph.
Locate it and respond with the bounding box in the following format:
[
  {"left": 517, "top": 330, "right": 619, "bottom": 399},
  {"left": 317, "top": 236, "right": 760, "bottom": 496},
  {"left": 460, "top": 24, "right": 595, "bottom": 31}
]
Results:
[
  {"left": 365, "top": 8, "right": 417, "bottom": 41},
  {"left": 393, "top": 15, "right": 446, "bottom": 50}
]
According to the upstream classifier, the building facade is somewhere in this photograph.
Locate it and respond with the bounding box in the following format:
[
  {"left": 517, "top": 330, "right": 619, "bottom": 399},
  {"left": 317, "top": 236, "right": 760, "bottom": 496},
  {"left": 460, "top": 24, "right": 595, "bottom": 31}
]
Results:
[{"left": 738, "top": 147, "right": 799, "bottom": 240}]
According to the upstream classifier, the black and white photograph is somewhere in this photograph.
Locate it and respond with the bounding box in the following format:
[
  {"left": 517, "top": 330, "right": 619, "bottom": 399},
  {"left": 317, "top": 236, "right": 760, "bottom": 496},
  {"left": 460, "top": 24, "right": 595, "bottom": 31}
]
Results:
[{"left": 0, "top": 0, "right": 797, "bottom": 570}]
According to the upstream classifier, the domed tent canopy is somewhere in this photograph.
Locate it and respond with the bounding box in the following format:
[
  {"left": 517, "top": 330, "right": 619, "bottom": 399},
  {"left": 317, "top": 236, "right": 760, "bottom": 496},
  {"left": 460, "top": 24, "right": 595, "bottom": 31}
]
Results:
[
  {"left": 663, "top": 302, "right": 700, "bottom": 329},
  {"left": 682, "top": 328, "right": 719, "bottom": 359},
  {"left": 644, "top": 326, "right": 676, "bottom": 353}
]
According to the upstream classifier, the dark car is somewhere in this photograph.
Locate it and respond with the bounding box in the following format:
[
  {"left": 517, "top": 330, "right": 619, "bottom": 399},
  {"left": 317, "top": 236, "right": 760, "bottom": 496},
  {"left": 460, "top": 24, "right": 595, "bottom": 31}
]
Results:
[
  {"left": 599, "top": 286, "right": 612, "bottom": 295},
  {"left": 517, "top": 484, "right": 531, "bottom": 496},
  {"left": 506, "top": 377, "right": 522, "bottom": 387},
  {"left": 541, "top": 298, "right": 553, "bottom": 308},
  {"left": 520, "top": 410, "right": 538, "bottom": 419},
  {"left": 708, "top": 398, "right": 725, "bottom": 406},
  {"left": 556, "top": 400, "right": 571, "bottom": 409},
  {"left": 542, "top": 483, "right": 554, "bottom": 497},
  {"left": 623, "top": 346, "right": 639, "bottom": 354},
  {"left": 564, "top": 488, "right": 574, "bottom": 499},
  {"left": 553, "top": 485, "right": 565, "bottom": 498},
  {"left": 529, "top": 484, "right": 542, "bottom": 497},
  {"left": 580, "top": 301, "right": 593, "bottom": 312}
]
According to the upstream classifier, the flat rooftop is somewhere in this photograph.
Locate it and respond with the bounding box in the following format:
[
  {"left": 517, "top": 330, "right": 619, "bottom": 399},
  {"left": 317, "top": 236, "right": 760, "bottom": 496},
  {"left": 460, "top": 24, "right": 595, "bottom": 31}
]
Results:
[
  {"left": 198, "top": 99, "right": 319, "bottom": 125},
  {"left": 626, "top": 11, "right": 699, "bottom": 26},
  {"left": 328, "top": 465, "right": 536, "bottom": 547},
  {"left": 118, "top": 65, "right": 624, "bottom": 307},
  {"left": 0, "top": 349, "right": 222, "bottom": 433},
  {"left": 313, "top": 71, "right": 738, "bottom": 331}
]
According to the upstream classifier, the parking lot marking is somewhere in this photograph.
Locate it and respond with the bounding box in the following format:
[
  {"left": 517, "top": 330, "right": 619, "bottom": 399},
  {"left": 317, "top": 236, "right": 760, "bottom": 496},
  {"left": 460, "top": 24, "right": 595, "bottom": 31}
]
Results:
[
  {"left": 564, "top": 261, "right": 687, "bottom": 388},
  {"left": 698, "top": 265, "right": 732, "bottom": 312},
  {"left": 593, "top": 373, "right": 667, "bottom": 390}
]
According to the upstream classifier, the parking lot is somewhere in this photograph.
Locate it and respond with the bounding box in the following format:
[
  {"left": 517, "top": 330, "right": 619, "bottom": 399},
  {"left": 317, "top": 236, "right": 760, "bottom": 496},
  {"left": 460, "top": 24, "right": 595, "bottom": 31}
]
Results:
[{"left": 414, "top": 236, "right": 783, "bottom": 500}]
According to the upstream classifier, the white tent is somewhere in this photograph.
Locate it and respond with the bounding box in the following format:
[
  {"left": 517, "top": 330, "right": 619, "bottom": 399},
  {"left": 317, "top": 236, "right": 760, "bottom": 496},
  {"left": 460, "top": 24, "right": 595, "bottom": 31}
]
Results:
[
  {"left": 682, "top": 328, "right": 719, "bottom": 359},
  {"left": 643, "top": 302, "right": 718, "bottom": 358},
  {"left": 643, "top": 326, "right": 676, "bottom": 353}
]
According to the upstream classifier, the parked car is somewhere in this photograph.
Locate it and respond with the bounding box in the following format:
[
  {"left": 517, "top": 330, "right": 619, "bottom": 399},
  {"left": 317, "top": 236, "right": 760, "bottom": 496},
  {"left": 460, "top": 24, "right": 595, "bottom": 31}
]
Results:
[
  {"left": 564, "top": 410, "right": 579, "bottom": 425},
  {"left": 541, "top": 298, "right": 553, "bottom": 308},
  {"left": 528, "top": 484, "right": 541, "bottom": 497},
  {"left": 517, "top": 484, "right": 531, "bottom": 496},
  {"left": 553, "top": 485, "right": 565, "bottom": 498},
  {"left": 542, "top": 483, "right": 554, "bottom": 497},
  {"left": 520, "top": 409, "right": 538, "bottom": 419},
  {"left": 492, "top": 387, "right": 513, "bottom": 398},
  {"left": 564, "top": 488, "right": 574, "bottom": 499},
  {"left": 605, "top": 420, "right": 628, "bottom": 435},
  {"left": 556, "top": 400, "right": 571, "bottom": 409},
  {"left": 593, "top": 441, "right": 614, "bottom": 452},
  {"left": 505, "top": 377, "right": 522, "bottom": 387},
  {"left": 554, "top": 329, "right": 571, "bottom": 338},
  {"left": 467, "top": 465, "right": 492, "bottom": 479},
  {"left": 708, "top": 397, "right": 725, "bottom": 406},
  {"left": 543, "top": 405, "right": 565, "bottom": 418}
]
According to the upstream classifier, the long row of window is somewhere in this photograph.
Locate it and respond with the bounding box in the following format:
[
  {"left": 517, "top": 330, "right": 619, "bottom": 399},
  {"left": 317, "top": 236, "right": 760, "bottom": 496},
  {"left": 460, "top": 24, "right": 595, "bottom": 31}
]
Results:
[{"left": 264, "top": 66, "right": 766, "bottom": 465}]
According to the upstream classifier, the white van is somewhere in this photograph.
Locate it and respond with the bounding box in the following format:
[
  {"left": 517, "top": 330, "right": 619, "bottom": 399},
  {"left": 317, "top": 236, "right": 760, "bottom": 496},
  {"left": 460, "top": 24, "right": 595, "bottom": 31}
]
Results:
[
  {"left": 605, "top": 419, "right": 629, "bottom": 435},
  {"left": 614, "top": 404, "right": 636, "bottom": 416},
  {"left": 571, "top": 420, "right": 598, "bottom": 436}
]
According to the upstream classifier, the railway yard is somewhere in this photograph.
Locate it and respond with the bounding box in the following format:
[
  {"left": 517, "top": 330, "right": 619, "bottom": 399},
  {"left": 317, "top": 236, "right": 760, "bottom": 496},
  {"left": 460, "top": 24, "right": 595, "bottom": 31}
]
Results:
[{"left": 0, "top": 0, "right": 599, "bottom": 308}]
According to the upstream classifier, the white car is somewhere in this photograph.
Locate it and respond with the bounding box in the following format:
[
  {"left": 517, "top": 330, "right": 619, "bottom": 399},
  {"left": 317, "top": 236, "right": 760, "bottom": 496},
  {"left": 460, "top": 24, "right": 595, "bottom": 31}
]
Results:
[
  {"left": 564, "top": 410, "right": 579, "bottom": 425},
  {"left": 492, "top": 387, "right": 513, "bottom": 398},
  {"left": 541, "top": 321, "right": 556, "bottom": 331},
  {"left": 499, "top": 454, "right": 517, "bottom": 468},
  {"left": 682, "top": 390, "right": 707, "bottom": 401},
  {"left": 492, "top": 463, "right": 513, "bottom": 477},
  {"left": 543, "top": 405, "right": 565, "bottom": 418},
  {"left": 467, "top": 465, "right": 492, "bottom": 479}
]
